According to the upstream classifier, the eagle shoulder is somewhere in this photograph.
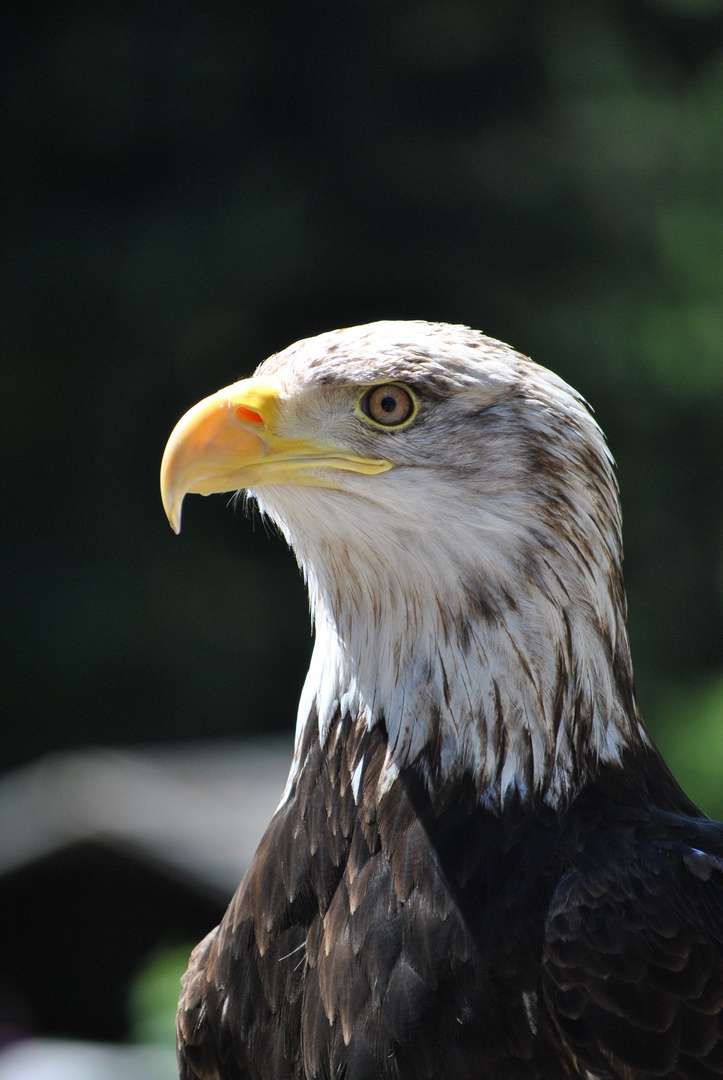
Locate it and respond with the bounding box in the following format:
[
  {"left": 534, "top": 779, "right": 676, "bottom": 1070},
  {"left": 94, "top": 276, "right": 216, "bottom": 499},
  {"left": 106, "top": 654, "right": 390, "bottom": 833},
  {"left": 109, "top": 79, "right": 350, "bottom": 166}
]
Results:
[{"left": 544, "top": 807, "right": 723, "bottom": 1078}]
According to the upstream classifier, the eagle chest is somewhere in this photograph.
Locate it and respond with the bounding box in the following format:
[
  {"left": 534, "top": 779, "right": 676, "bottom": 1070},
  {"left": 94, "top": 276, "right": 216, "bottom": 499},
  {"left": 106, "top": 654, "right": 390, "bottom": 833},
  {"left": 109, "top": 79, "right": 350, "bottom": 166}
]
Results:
[{"left": 184, "top": 723, "right": 567, "bottom": 1080}]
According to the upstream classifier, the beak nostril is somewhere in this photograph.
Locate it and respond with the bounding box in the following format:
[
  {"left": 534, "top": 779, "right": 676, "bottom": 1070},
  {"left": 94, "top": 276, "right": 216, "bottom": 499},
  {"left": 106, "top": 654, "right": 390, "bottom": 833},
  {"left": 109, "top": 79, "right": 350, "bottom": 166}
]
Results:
[{"left": 236, "top": 406, "right": 264, "bottom": 426}]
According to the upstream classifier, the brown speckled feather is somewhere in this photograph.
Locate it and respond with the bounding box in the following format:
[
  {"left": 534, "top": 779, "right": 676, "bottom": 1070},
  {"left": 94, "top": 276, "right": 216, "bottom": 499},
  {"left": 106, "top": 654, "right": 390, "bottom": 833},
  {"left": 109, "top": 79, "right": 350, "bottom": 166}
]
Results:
[
  {"left": 179, "top": 713, "right": 567, "bottom": 1079},
  {"left": 178, "top": 710, "right": 723, "bottom": 1079}
]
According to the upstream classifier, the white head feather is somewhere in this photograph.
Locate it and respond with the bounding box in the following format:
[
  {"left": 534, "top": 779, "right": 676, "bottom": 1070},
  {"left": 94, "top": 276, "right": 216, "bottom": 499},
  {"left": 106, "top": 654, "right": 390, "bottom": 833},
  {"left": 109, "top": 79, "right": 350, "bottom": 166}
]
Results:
[{"left": 246, "top": 321, "right": 648, "bottom": 812}]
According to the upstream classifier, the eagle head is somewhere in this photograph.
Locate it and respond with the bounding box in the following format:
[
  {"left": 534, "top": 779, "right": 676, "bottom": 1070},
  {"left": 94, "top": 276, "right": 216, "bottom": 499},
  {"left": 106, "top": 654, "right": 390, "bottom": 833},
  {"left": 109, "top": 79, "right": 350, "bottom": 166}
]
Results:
[{"left": 161, "top": 321, "right": 647, "bottom": 812}]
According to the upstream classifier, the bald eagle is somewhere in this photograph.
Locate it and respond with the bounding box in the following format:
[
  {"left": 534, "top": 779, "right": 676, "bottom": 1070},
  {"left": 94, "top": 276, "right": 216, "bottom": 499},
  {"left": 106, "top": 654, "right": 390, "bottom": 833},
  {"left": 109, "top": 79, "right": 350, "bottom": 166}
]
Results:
[{"left": 161, "top": 322, "right": 723, "bottom": 1080}]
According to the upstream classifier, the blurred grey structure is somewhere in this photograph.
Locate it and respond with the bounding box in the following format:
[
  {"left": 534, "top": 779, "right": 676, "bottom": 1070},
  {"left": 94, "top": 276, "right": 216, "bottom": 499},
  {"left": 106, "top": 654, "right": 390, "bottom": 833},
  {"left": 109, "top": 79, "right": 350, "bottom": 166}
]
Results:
[
  {"left": 0, "top": 1039, "right": 177, "bottom": 1080},
  {"left": 0, "top": 740, "right": 292, "bottom": 894},
  {"left": 0, "top": 740, "right": 293, "bottom": 1045}
]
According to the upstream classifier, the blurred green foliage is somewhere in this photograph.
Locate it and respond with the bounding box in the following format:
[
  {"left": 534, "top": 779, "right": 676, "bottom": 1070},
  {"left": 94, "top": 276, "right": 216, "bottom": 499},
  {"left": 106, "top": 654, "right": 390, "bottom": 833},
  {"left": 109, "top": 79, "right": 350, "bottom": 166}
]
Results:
[
  {"left": 129, "top": 944, "right": 191, "bottom": 1049},
  {"left": 656, "top": 676, "right": 723, "bottom": 819},
  {"left": 2, "top": 1, "right": 723, "bottom": 807}
]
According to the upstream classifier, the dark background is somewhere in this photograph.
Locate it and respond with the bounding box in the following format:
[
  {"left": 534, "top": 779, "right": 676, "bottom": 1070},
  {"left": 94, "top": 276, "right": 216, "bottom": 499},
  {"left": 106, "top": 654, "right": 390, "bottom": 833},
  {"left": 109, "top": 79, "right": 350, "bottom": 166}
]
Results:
[{"left": 3, "top": 0, "right": 723, "bottom": 807}]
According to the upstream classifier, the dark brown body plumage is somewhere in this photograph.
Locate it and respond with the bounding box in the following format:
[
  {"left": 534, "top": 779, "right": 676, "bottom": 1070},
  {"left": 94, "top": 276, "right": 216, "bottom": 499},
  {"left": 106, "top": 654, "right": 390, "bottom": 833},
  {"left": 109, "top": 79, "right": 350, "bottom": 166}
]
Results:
[
  {"left": 163, "top": 323, "right": 723, "bottom": 1080},
  {"left": 178, "top": 710, "right": 723, "bottom": 1080}
]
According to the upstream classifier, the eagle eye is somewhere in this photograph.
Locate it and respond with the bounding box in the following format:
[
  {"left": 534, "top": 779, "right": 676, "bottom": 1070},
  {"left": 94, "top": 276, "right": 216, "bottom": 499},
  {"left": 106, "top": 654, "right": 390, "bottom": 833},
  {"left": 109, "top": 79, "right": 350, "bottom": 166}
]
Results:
[{"left": 359, "top": 383, "right": 416, "bottom": 428}]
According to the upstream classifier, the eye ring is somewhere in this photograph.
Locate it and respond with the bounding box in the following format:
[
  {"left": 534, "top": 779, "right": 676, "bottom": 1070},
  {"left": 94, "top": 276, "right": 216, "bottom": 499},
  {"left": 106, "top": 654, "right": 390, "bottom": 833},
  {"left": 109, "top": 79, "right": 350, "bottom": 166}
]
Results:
[{"left": 357, "top": 383, "right": 417, "bottom": 429}]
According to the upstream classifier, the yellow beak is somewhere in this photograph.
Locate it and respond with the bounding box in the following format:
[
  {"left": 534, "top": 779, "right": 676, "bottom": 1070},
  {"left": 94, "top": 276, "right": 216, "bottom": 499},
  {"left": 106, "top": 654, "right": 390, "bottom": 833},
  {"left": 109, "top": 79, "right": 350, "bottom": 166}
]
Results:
[{"left": 160, "top": 378, "right": 393, "bottom": 533}]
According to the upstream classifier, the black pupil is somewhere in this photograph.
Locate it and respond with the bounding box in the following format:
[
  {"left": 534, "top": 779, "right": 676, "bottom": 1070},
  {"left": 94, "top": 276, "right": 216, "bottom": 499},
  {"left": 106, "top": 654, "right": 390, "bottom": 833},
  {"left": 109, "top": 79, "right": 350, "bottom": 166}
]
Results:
[{"left": 381, "top": 395, "right": 397, "bottom": 413}]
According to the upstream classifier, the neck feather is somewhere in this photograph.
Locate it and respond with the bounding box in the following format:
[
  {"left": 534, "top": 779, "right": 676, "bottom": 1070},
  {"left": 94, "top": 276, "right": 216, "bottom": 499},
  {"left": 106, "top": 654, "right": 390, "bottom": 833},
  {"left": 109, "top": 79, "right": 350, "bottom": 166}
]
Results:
[{"left": 265, "top": 486, "right": 650, "bottom": 816}]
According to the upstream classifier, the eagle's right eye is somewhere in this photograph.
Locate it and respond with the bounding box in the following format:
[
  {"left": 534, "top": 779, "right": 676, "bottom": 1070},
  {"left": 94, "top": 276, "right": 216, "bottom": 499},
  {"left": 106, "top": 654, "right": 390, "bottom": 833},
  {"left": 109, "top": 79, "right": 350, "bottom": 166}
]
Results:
[{"left": 359, "top": 383, "right": 417, "bottom": 428}]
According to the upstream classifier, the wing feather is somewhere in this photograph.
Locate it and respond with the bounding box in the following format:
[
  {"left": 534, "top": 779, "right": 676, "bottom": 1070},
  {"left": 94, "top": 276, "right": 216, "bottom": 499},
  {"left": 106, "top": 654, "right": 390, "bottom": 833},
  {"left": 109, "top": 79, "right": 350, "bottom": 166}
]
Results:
[{"left": 544, "top": 813, "right": 723, "bottom": 1077}]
